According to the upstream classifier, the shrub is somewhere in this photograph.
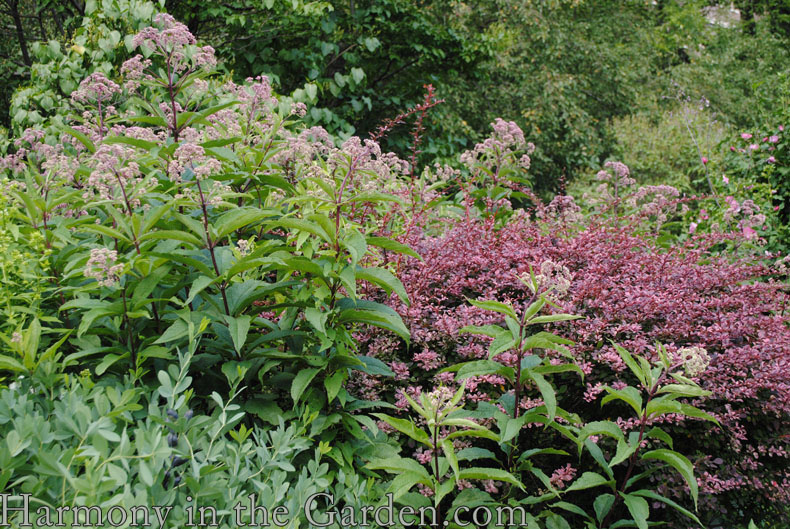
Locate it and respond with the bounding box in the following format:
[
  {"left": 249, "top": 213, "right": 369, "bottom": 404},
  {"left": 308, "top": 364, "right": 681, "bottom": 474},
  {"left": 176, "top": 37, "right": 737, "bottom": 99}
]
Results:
[{"left": 356, "top": 151, "right": 790, "bottom": 527}]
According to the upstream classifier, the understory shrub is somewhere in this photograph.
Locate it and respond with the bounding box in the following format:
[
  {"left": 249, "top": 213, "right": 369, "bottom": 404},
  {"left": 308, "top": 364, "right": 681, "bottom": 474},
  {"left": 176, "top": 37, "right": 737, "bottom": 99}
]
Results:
[{"left": 356, "top": 161, "right": 790, "bottom": 528}]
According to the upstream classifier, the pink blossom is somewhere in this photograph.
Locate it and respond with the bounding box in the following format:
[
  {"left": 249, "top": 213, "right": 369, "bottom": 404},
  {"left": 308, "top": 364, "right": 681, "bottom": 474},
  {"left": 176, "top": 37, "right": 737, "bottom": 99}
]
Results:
[
  {"left": 71, "top": 73, "right": 121, "bottom": 104},
  {"left": 741, "top": 133, "right": 753, "bottom": 140},
  {"left": 85, "top": 248, "right": 124, "bottom": 287},
  {"left": 701, "top": 157, "right": 708, "bottom": 165},
  {"left": 549, "top": 464, "right": 577, "bottom": 489}
]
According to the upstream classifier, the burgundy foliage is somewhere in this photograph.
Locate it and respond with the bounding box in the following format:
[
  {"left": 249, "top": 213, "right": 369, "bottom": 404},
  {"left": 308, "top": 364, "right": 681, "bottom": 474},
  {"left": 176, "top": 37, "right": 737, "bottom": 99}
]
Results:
[{"left": 357, "top": 204, "right": 790, "bottom": 523}]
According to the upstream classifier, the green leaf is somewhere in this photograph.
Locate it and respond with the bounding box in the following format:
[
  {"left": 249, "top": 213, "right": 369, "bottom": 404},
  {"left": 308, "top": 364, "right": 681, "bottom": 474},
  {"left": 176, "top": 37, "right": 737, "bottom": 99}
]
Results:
[
  {"left": 275, "top": 217, "right": 330, "bottom": 243},
  {"left": 354, "top": 356, "right": 395, "bottom": 377},
  {"left": 291, "top": 368, "right": 320, "bottom": 404},
  {"left": 610, "top": 439, "right": 639, "bottom": 468},
  {"left": 191, "top": 101, "right": 239, "bottom": 126},
  {"left": 631, "top": 490, "right": 702, "bottom": 526},
  {"left": 456, "top": 360, "right": 514, "bottom": 382},
  {"left": 154, "top": 319, "right": 189, "bottom": 344},
  {"left": 564, "top": 472, "right": 613, "bottom": 492},
  {"left": 594, "top": 494, "right": 615, "bottom": 523},
  {"left": 324, "top": 371, "right": 344, "bottom": 403},
  {"left": 457, "top": 468, "right": 522, "bottom": 488},
  {"left": 366, "top": 237, "right": 421, "bottom": 259},
  {"left": 356, "top": 266, "right": 409, "bottom": 304},
  {"left": 577, "top": 421, "right": 625, "bottom": 454},
  {"left": 138, "top": 460, "right": 154, "bottom": 487},
  {"left": 215, "top": 208, "right": 271, "bottom": 239},
  {"left": 351, "top": 67, "right": 365, "bottom": 84},
  {"left": 382, "top": 471, "right": 428, "bottom": 502},
  {"left": 63, "top": 126, "right": 95, "bottom": 153},
  {"left": 304, "top": 307, "right": 327, "bottom": 335},
  {"left": 468, "top": 299, "right": 517, "bottom": 320},
  {"left": 183, "top": 275, "right": 216, "bottom": 306},
  {"left": 103, "top": 135, "right": 158, "bottom": 151},
  {"left": 601, "top": 386, "right": 644, "bottom": 416},
  {"left": 456, "top": 447, "right": 496, "bottom": 462},
  {"left": 500, "top": 415, "right": 528, "bottom": 444},
  {"left": 524, "top": 369, "right": 556, "bottom": 420},
  {"left": 645, "top": 427, "right": 673, "bottom": 448},
  {"left": 641, "top": 449, "right": 698, "bottom": 508},
  {"left": 139, "top": 230, "right": 202, "bottom": 246},
  {"left": 445, "top": 428, "right": 500, "bottom": 442},
  {"left": 545, "top": 514, "right": 571, "bottom": 529},
  {"left": 678, "top": 403, "right": 719, "bottom": 424},
  {"left": 227, "top": 315, "right": 251, "bottom": 355},
  {"left": 367, "top": 456, "right": 430, "bottom": 480},
  {"left": 371, "top": 414, "right": 431, "bottom": 446},
  {"left": 527, "top": 314, "right": 581, "bottom": 324},
  {"left": 621, "top": 493, "right": 649, "bottom": 529},
  {"left": 305, "top": 83, "right": 318, "bottom": 101},
  {"left": 341, "top": 228, "right": 367, "bottom": 264},
  {"left": 79, "top": 223, "right": 131, "bottom": 243},
  {"left": 338, "top": 305, "right": 410, "bottom": 343},
  {"left": 0, "top": 355, "right": 25, "bottom": 372},
  {"left": 441, "top": 439, "right": 460, "bottom": 482},
  {"left": 458, "top": 324, "right": 507, "bottom": 338},
  {"left": 612, "top": 342, "right": 646, "bottom": 387},
  {"left": 658, "top": 384, "right": 710, "bottom": 397},
  {"left": 132, "top": 267, "right": 171, "bottom": 310}
]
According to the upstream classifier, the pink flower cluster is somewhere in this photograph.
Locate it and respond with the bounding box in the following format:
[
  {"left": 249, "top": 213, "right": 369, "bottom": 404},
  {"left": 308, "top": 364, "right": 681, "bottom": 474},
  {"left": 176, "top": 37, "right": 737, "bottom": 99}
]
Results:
[
  {"left": 71, "top": 73, "right": 121, "bottom": 104},
  {"left": 460, "top": 118, "right": 535, "bottom": 185},
  {"left": 84, "top": 248, "right": 123, "bottom": 287}
]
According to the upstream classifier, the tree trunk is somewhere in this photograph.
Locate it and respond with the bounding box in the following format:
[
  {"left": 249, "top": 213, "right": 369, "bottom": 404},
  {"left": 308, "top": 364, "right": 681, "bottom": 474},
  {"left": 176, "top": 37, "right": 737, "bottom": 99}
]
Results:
[{"left": 8, "top": 0, "right": 32, "bottom": 66}]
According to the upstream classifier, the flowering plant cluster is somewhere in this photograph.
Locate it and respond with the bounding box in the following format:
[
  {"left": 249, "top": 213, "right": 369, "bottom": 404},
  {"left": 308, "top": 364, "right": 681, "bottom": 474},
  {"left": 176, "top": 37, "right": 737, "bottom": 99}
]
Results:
[
  {"left": 0, "top": 13, "right": 786, "bottom": 529},
  {"left": 712, "top": 124, "right": 790, "bottom": 252},
  {"left": 354, "top": 142, "right": 789, "bottom": 526}
]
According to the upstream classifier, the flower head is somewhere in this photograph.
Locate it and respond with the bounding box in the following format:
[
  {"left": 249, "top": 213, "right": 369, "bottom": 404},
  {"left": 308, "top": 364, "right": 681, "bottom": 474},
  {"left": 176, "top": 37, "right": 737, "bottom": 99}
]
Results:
[
  {"left": 71, "top": 73, "right": 121, "bottom": 105},
  {"left": 676, "top": 346, "right": 710, "bottom": 377},
  {"left": 85, "top": 248, "right": 124, "bottom": 287}
]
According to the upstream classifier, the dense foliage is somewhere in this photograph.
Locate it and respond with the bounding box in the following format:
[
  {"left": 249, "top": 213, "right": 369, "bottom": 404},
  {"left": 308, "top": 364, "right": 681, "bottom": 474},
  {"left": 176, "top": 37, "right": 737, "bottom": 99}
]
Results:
[{"left": 0, "top": 3, "right": 788, "bottom": 529}]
